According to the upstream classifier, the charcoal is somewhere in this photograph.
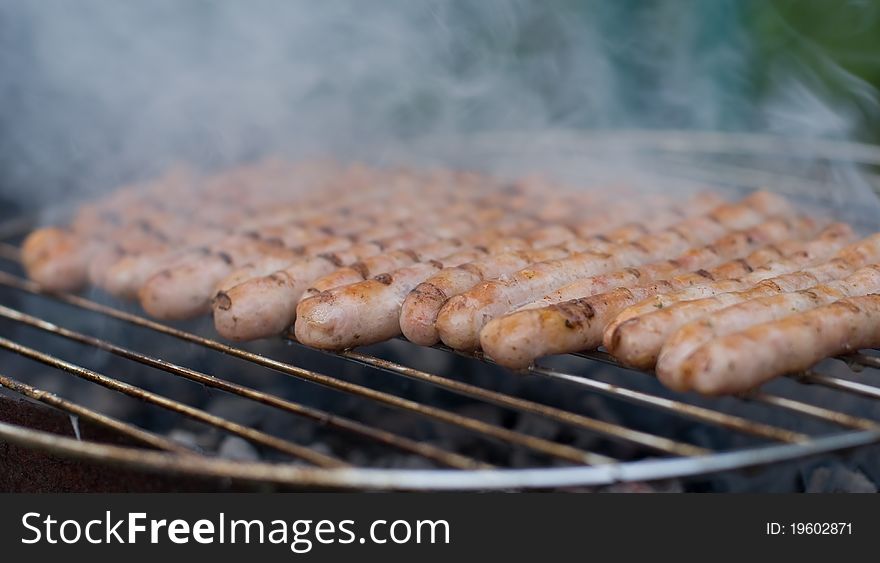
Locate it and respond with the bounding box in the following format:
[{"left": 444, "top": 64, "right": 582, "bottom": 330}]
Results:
[
  {"left": 217, "top": 435, "right": 260, "bottom": 461},
  {"left": 805, "top": 464, "right": 877, "bottom": 493},
  {"left": 167, "top": 429, "right": 200, "bottom": 450},
  {"left": 600, "top": 480, "right": 684, "bottom": 493}
]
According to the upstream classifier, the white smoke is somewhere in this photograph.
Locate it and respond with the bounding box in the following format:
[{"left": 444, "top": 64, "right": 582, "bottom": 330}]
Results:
[{"left": 0, "top": 0, "right": 877, "bottom": 214}]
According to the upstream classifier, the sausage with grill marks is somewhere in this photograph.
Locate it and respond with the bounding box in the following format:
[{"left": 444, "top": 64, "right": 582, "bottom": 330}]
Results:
[
  {"left": 398, "top": 192, "right": 726, "bottom": 347},
  {"left": 90, "top": 171, "right": 376, "bottom": 287},
  {"left": 212, "top": 223, "right": 530, "bottom": 343},
  {"left": 137, "top": 193, "right": 503, "bottom": 318},
  {"left": 103, "top": 179, "right": 476, "bottom": 298},
  {"left": 22, "top": 162, "right": 455, "bottom": 294},
  {"left": 523, "top": 215, "right": 821, "bottom": 310},
  {"left": 23, "top": 200, "right": 217, "bottom": 292},
  {"left": 212, "top": 196, "right": 551, "bottom": 303},
  {"left": 400, "top": 246, "right": 574, "bottom": 346},
  {"left": 20, "top": 228, "right": 96, "bottom": 292},
  {"left": 295, "top": 248, "right": 488, "bottom": 350},
  {"left": 605, "top": 231, "right": 880, "bottom": 369},
  {"left": 99, "top": 203, "right": 370, "bottom": 298},
  {"left": 213, "top": 254, "right": 349, "bottom": 341},
  {"left": 300, "top": 232, "right": 532, "bottom": 304},
  {"left": 602, "top": 223, "right": 859, "bottom": 331},
  {"left": 210, "top": 215, "right": 468, "bottom": 299},
  {"left": 133, "top": 217, "right": 390, "bottom": 320},
  {"left": 138, "top": 236, "right": 293, "bottom": 320},
  {"left": 22, "top": 213, "right": 211, "bottom": 293},
  {"left": 674, "top": 294, "right": 880, "bottom": 395},
  {"left": 437, "top": 191, "right": 791, "bottom": 352},
  {"left": 657, "top": 264, "right": 880, "bottom": 389},
  {"left": 297, "top": 212, "right": 529, "bottom": 303},
  {"left": 213, "top": 229, "right": 439, "bottom": 297},
  {"left": 478, "top": 216, "right": 825, "bottom": 369}
]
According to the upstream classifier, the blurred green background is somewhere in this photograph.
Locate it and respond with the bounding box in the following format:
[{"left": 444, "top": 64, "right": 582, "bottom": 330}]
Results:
[{"left": 750, "top": 0, "right": 880, "bottom": 141}]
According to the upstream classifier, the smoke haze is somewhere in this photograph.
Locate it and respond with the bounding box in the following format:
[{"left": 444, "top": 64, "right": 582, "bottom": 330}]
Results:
[{"left": 0, "top": 0, "right": 877, "bottom": 214}]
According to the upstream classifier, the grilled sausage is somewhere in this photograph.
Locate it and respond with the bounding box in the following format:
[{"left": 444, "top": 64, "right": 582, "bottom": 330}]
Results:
[
  {"left": 400, "top": 247, "right": 574, "bottom": 346},
  {"left": 20, "top": 228, "right": 95, "bottom": 292},
  {"left": 674, "top": 294, "right": 880, "bottom": 395},
  {"left": 606, "top": 231, "right": 880, "bottom": 369},
  {"left": 138, "top": 234, "right": 303, "bottom": 319},
  {"left": 217, "top": 188, "right": 596, "bottom": 298},
  {"left": 298, "top": 214, "right": 531, "bottom": 304},
  {"left": 212, "top": 227, "right": 451, "bottom": 298},
  {"left": 217, "top": 193, "right": 587, "bottom": 298},
  {"left": 478, "top": 216, "right": 823, "bottom": 369},
  {"left": 270, "top": 197, "right": 609, "bottom": 306},
  {"left": 396, "top": 192, "right": 725, "bottom": 347},
  {"left": 524, "top": 215, "right": 820, "bottom": 309},
  {"left": 98, "top": 207, "right": 348, "bottom": 298},
  {"left": 23, "top": 208, "right": 210, "bottom": 293},
  {"left": 601, "top": 223, "right": 857, "bottom": 332},
  {"left": 212, "top": 217, "right": 536, "bottom": 342},
  {"left": 102, "top": 173, "right": 491, "bottom": 298},
  {"left": 213, "top": 255, "right": 349, "bottom": 341},
  {"left": 139, "top": 195, "right": 507, "bottom": 319},
  {"left": 657, "top": 264, "right": 880, "bottom": 389},
  {"left": 437, "top": 191, "right": 790, "bottom": 351},
  {"left": 295, "top": 249, "right": 487, "bottom": 349}
]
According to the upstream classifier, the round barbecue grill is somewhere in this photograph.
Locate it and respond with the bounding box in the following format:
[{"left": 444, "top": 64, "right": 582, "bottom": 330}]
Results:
[{"left": 1, "top": 130, "right": 880, "bottom": 491}]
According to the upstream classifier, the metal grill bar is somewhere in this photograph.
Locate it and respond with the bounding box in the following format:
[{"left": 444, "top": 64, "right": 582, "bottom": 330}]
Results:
[
  {"left": 3, "top": 419, "right": 880, "bottom": 490},
  {"left": 0, "top": 304, "right": 486, "bottom": 470},
  {"left": 572, "top": 352, "right": 880, "bottom": 425},
  {"left": 499, "top": 350, "right": 810, "bottom": 443},
  {"left": 795, "top": 369, "right": 880, "bottom": 401},
  {"left": 749, "top": 392, "right": 879, "bottom": 430},
  {"left": 529, "top": 365, "right": 811, "bottom": 443},
  {"left": 338, "top": 349, "right": 706, "bottom": 456},
  {"left": 0, "top": 371, "right": 197, "bottom": 455},
  {"left": 571, "top": 350, "right": 880, "bottom": 432},
  {"left": 847, "top": 353, "right": 880, "bottom": 370},
  {"left": 0, "top": 337, "right": 349, "bottom": 468},
  {"left": 0, "top": 272, "right": 612, "bottom": 466}
]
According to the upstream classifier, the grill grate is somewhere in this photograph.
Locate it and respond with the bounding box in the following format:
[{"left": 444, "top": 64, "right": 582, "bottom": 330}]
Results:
[
  {"left": 2, "top": 134, "right": 880, "bottom": 490},
  {"left": 2, "top": 240, "right": 880, "bottom": 489}
]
